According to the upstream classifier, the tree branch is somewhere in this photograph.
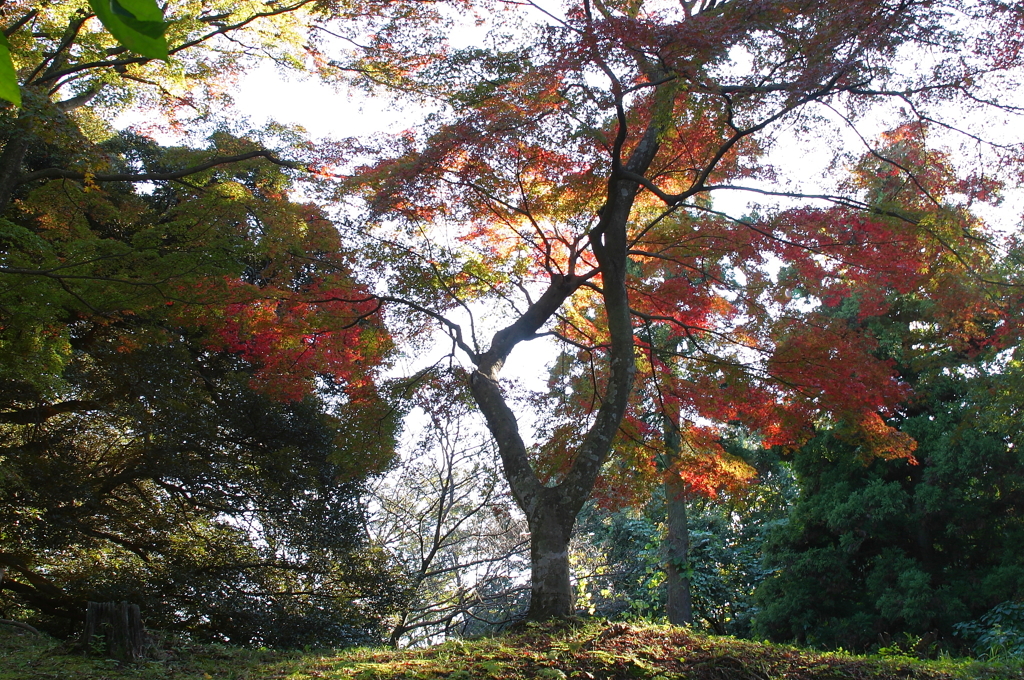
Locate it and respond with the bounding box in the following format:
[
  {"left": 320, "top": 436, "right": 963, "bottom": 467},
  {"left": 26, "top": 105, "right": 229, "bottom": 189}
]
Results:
[
  {"left": 19, "top": 150, "right": 305, "bottom": 185},
  {"left": 0, "top": 399, "right": 108, "bottom": 424}
]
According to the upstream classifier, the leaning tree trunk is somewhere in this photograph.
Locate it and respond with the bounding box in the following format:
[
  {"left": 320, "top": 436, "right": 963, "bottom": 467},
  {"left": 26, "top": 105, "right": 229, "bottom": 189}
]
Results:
[{"left": 78, "top": 601, "right": 148, "bottom": 661}]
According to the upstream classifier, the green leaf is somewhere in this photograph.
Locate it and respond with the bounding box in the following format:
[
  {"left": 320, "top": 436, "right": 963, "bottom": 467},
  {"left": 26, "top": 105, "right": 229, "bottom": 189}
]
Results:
[
  {"left": 111, "top": 0, "right": 168, "bottom": 39},
  {"left": 88, "top": 0, "right": 170, "bottom": 60},
  {"left": 0, "top": 33, "right": 20, "bottom": 107},
  {"left": 112, "top": 0, "right": 165, "bottom": 22}
]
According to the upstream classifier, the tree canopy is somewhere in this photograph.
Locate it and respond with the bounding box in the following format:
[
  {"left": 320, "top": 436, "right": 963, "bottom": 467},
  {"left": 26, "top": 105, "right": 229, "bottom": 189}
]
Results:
[
  {"left": 1, "top": 0, "right": 404, "bottom": 639},
  {"left": 0, "top": 123, "right": 402, "bottom": 643}
]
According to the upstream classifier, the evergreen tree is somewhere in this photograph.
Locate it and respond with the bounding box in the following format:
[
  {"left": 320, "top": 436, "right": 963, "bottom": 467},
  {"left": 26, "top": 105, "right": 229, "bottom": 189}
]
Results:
[{"left": 755, "top": 294, "right": 1024, "bottom": 652}]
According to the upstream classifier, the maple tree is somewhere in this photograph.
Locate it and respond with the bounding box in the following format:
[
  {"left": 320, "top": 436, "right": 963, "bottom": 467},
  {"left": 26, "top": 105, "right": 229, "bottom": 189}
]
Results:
[
  {"left": 0, "top": 0, "right": 460, "bottom": 640},
  {"left": 1, "top": 126, "right": 391, "bottom": 406},
  {"left": 0, "top": 0, "right": 439, "bottom": 425},
  {"left": 340, "top": 0, "right": 1024, "bottom": 620}
]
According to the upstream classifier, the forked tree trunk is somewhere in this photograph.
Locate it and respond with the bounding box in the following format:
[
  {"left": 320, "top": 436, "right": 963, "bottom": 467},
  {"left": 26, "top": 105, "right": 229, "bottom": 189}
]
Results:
[
  {"left": 78, "top": 601, "right": 148, "bottom": 661},
  {"left": 467, "top": 110, "right": 666, "bottom": 620},
  {"left": 470, "top": 266, "right": 637, "bottom": 621}
]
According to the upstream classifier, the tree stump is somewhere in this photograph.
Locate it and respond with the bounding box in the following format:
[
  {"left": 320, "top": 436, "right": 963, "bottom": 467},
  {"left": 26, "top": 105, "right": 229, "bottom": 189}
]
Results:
[{"left": 78, "top": 601, "right": 148, "bottom": 661}]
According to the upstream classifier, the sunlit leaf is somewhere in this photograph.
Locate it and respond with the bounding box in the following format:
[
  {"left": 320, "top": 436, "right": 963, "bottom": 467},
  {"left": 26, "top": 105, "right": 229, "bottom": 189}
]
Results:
[
  {"left": 88, "top": 0, "right": 169, "bottom": 60},
  {"left": 0, "top": 33, "right": 20, "bottom": 107},
  {"left": 112, "top": 0, "right": 165, "bottom": 23}
]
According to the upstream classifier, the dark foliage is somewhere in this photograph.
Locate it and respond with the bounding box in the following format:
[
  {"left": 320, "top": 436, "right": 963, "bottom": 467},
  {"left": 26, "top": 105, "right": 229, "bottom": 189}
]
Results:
[
  {"left": 755, "top": 371, "right": 1024, "bottom": 652},
  {"left": 0, "top": 333, "right": 403, "bottom": 647}
]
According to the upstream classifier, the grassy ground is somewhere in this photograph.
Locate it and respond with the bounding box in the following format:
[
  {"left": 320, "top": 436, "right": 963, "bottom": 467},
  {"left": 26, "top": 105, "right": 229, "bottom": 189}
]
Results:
[{"left": 2, "top": 619, "right": 1022, "bottom": 680}]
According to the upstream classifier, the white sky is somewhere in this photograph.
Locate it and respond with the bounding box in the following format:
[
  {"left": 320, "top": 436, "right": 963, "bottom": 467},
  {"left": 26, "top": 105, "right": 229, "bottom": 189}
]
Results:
[{"left": 232, "top": 62, "right": 408, "bottom": 139}]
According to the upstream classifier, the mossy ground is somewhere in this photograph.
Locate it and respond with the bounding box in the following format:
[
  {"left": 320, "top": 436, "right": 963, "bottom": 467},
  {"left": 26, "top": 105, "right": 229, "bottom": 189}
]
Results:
[{"left": 2, "top": 619, "right": 1021, "bottom": 680}]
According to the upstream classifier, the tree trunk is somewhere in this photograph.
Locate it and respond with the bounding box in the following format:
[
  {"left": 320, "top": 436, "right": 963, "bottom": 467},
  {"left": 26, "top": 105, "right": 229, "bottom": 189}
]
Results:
[
  {"left": 388, "top": 614, "right": 409, "bottom": 648},
  {"left": 0, "top": 124, "right": 30, "bottom": 213},
  {"left": 663, "top": 420, "right": 693, "bottom": 625},
  {"left": 78, "top": 601, "right": 148, "bottom": 661},
  {"left": 525, "top": 489, "right": 577, "bottom": 620},
  {"left": 664, "top": 470, "right": 693, "bottom": 625}
]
